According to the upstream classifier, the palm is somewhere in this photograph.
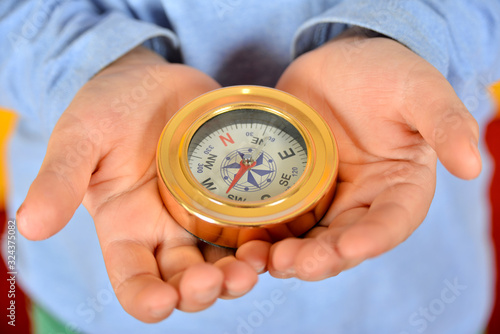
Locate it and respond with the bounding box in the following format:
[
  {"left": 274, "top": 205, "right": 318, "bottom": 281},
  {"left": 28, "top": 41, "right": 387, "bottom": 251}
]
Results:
[
  {"left": 238, "top": 34, "right": 481, "bottom": 280},
  {"left": 18, "top": 48, "right": 258, "bottom": 323},
  {"left": 297, "top": 37, "right": 438, "bottom": 248}
]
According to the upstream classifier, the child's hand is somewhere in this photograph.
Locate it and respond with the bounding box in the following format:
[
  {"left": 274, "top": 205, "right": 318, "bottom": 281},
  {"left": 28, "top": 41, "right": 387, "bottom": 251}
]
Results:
[
  {"left": 237, "top": 31, "right": 481, "bottom": 280},
  {"left": 16, "top": 47, "right": 258, "bottom": 323}
]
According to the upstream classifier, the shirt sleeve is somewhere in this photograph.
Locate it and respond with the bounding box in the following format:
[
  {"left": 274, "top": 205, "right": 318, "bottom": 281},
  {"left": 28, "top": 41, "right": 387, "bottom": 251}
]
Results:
[
  {"left": 292, "top": 0, "right": 500, "bottom": 83},
  {"left": 0, "top": 0, "right": 179, "bottom": 135}
]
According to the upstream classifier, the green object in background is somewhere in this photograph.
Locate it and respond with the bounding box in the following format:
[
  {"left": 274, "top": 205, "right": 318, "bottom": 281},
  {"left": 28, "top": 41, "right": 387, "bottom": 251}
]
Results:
[{"left": 32, "top": 303, "right": 80, "bottom": 334}]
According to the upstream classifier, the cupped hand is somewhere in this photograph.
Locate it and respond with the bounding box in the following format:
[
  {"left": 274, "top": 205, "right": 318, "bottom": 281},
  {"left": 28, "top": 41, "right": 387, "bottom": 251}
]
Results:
[
  {"left": 16, "top": 47, "right": 258, "bottom": 322},
  {"left": 237, "top": 30, "right": 481, "bottom": 280}
]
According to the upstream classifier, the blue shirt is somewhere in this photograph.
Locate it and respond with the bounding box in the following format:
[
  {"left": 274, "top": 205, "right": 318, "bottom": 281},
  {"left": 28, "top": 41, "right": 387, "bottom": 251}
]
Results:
[{"left": 1, "top": 1, "right": 500, "bottom": 333}]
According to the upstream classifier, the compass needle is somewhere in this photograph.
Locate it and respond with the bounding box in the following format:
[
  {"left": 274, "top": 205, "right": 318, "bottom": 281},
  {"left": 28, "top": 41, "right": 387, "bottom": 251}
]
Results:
[
  {"left": 249, "top": 135, "right": 271, "bottom": 163},
  {"left": 226, "top": 160, "right": 255, "bottom": 194}
]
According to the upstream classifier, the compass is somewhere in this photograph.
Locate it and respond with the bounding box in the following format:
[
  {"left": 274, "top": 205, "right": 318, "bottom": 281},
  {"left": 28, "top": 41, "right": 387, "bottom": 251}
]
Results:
[{"left": 156, "top": 86, "right": 338, "bottom": 248}]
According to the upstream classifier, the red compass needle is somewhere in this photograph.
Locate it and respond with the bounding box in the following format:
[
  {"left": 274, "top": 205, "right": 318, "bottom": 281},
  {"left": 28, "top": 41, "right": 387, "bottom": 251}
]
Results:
[{"left": 226, "top": 160, "right": 256, "bottom": 193}]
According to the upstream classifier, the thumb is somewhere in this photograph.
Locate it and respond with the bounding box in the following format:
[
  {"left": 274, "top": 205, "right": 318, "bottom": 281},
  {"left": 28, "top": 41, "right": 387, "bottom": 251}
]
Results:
[
  {"left": 16, "top": 114, "right": 97, "bottom": 240},
  {"left": 405, "top": 69, "right": 481, "bottom": 180}
]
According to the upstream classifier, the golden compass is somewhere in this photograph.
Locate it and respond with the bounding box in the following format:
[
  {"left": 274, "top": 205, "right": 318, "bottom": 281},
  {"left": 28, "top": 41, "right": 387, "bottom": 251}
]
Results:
[{"left": 156, "top": 86, "right": 338, "bottom": 248}]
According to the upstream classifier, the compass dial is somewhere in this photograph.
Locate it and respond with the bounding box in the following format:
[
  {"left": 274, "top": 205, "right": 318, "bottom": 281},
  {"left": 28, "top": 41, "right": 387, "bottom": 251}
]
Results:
[
  {"left": 156, "top": 86, "right": 338, "bottom": 248},
  {"left": 187, "top": 109, "right": 307, "bottom": 202}
]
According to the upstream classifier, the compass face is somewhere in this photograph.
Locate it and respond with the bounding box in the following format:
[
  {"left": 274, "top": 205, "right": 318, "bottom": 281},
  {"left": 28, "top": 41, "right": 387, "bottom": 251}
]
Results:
[{"left": 187, "top": 108, "right": 308, "bottom": 202}]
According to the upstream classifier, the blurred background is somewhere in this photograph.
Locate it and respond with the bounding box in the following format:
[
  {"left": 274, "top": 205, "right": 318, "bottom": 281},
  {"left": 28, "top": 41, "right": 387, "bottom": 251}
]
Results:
[{"left": 1, "top": 82, "right": 500, "bottom": 332}]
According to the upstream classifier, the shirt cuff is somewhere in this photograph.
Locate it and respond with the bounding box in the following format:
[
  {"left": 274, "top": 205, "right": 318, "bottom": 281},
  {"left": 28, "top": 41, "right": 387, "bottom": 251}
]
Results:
[{"left": 292, "top": 1, "right": 450, "bottom": 77}]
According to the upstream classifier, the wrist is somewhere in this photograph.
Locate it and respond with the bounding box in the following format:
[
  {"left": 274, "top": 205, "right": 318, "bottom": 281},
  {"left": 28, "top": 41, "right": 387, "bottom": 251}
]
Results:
[{"left": 96, "top": 46, "right": 168, "bottom": 78}]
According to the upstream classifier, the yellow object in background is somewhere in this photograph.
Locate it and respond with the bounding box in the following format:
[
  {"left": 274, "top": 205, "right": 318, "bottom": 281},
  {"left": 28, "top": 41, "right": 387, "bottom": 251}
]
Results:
[
  {"left": 0, "top": 108, "right": 16, "bottom": 208},
  {"left": 492, "top": 81, "right": 500, "bottom": 117}
]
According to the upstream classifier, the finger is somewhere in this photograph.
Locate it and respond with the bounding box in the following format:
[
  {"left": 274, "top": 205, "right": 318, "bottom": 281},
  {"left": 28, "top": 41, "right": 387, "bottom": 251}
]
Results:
[
  {"left": 269, "top": 238, "right": 347, "bottom": 281},
  {"left": 16, "top": 114, "right": 97, "bottom": 240},
  {"left": 336, "top": 179, "right": 433, "bottom": 260},
  {"left": 268, "top": 209, "right": 365, "bottom": 281},
  {"left": 214, "top": 256, "right": 259, "bottom": 299},
  {"left": 236, "top": 240, "right": 272, "bottom": 274},
  {"left": 156, "top": 243, "right": 206, "bottom": 279},
  {"left": 200, "top": 242, "right": 235, "bottom": 264},
  {"left": 167, "top": 263, "right": 224, "bottom": 313},
  {"left": 268, "top": 238, "right": 304, "bottom": 278},
  {"left": 156, "top": 236, "right": 226, "bottom": 312},
  {"left": 104, "top": 239, "right": 178, "bottom": 323},
  {"left": 404, "top": 66, "right": 481, "bottom": 180},
  {"left": 292, "top": 239, "right": 345, "bottom": 281}
]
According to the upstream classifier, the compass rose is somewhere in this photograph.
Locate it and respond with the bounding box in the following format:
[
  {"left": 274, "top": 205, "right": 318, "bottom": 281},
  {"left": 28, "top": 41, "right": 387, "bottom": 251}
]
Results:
[{"left": 221, "top": 148, "right": 277, "bottom": 192}]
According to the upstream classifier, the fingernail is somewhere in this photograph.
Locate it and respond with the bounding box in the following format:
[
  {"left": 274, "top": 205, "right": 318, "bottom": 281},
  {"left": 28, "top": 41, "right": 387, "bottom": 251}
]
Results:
[
  {"left": 470, "top": 137, "right": 481, "bottom": 160},
  {"left": 273, "top": 268, "right": 296, "bottom": 278},
  {"left": 196, "top": 287, "right": 220, "bottom": 303},
  {"left": 225, "top": 288, "right": 246, "bottom": 298},
  {"left": 150, "top": 308, "right": 169, "bottom": 319},
  {"left": 255, "top": 266, "right": 266, "bottom": 274},
  {"left": 16, "top": 204, "right": 26, "bottom": 229},
  {"left": 16, "top": 203, "right": 23, "bottom": 218}
]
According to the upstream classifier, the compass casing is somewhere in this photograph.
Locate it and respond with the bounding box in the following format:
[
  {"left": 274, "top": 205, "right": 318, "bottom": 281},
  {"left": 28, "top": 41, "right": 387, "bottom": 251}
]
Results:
[{"left": 156, "top": 86, "right": 338, "bottom": 248}]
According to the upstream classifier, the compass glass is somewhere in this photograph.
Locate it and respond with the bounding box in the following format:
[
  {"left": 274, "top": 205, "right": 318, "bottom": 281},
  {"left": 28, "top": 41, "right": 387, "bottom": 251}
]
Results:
[{"left": 187, "top": 108, "right": 308, "bottom": 202}]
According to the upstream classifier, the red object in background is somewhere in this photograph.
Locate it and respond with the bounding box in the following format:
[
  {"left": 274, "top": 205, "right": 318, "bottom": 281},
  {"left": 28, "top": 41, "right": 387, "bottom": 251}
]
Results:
[
  {"left": 487, "top": 117, "right": 500, "bottom": 332},
  {"left": 0, "top": 210, "right": 31, "bottom": 334}
]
